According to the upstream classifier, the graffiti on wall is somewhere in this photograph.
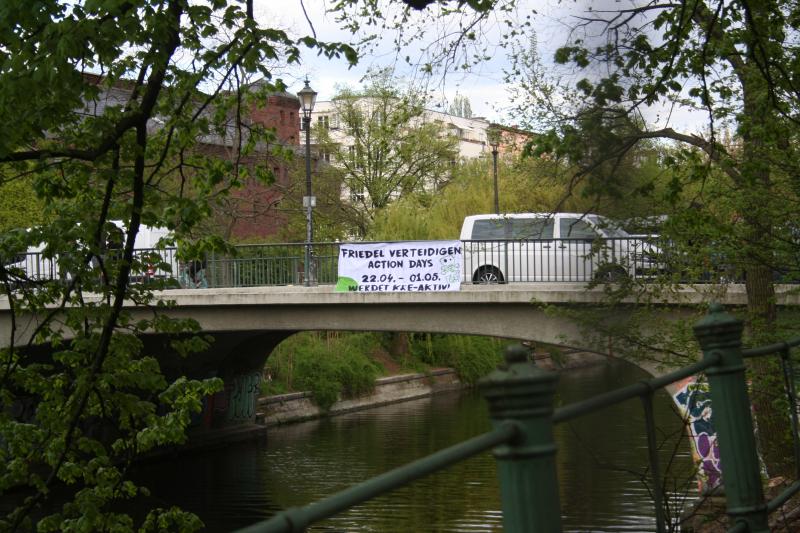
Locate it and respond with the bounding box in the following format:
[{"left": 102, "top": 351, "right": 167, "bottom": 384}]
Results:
[
  {"left": 673, "top": 378, "right": 722, "bottom": 491},
  {"left": 226, "top": 372, "right": 261, "bottom": 421}
]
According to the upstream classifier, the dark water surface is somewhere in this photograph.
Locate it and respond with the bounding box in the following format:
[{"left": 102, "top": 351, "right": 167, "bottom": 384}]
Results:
[{"left": 133, "top": 358, "right": 694, "bottom": 532}]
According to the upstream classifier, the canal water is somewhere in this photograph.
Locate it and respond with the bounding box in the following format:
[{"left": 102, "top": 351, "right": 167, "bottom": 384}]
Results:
[{"left": 132, "top": 358, "right": 695, "bottom": 532}]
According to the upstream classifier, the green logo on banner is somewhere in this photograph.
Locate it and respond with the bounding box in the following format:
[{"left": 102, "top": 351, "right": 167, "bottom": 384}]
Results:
[{"left": 334, "top": 276, "right": 359, "bottom": 292}]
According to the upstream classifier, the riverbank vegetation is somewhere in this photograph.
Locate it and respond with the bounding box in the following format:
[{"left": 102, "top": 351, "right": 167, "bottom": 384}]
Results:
[{"left": 262, "top": 332, "right": 505, "bottom": 409}]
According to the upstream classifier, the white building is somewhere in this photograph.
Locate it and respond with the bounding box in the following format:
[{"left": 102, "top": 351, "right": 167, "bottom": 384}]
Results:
[{"left": 310, "top": 100, "right": 494, "bottom": 160}]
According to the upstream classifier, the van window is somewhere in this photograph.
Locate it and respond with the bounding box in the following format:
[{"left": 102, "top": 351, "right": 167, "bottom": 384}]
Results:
[
  {"left": 472, "top": 219, "right": 510, "bottom": 239},
  {"left": 560, "top": 218, "right": 598, "bottom": 239},
  {"left": 470, "top": 218, "right": 556, "bottom": 239},
  {"left": 513, "top": 218, "right": 554, "bottom": 239}
]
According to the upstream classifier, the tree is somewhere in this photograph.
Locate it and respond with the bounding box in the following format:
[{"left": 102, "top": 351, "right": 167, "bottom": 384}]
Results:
[
  {"left": 448, "top": 93, "right": 473, "bottom": 118},
  {"left": 510, "top": 0, "right": 800, "bottom": 478},
  {"left": 273, "top": 155, "right": 350, "bottom": 243},
  {"left": 370, "top": 155, "right": 574, "bottom": 239},
  {"left": 0, "top": 176, "right": 43, "bottom": 232},
  {"left": 317, "top": 70, "right": 459, "bottom": 237},
  {"left": 347, "top": 0, "right": 800, "bottom": 482},
  {"left": 0, "top": 1, "right": 355, "bottom": 530}
]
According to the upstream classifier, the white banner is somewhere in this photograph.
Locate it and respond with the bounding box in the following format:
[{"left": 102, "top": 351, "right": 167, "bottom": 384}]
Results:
[{"left": 335, "top": 241, "right": 462, "bottom": 292}]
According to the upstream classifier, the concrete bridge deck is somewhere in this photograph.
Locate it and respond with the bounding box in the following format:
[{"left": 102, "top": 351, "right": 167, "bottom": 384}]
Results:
[
  {"left": 3, "top": 282, "right": 799, "bottom": 431},
  {"left": 3, "top": 283, "right": 799, "bottom": 351}
]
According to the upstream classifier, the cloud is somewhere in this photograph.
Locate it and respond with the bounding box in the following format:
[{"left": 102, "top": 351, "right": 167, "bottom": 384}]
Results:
[{"left": 254, "top": 0, "right": 711, "bottom": 132}]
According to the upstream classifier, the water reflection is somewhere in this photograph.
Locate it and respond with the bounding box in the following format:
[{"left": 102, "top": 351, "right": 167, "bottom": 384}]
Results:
[{"left": 132, "top": 358, "right": 694, "bottom": 532}]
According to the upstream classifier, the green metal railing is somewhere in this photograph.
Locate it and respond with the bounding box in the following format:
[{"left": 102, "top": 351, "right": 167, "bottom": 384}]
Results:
[
  {"left": 235, "top": 304, "right": 800, "bottom": 533},
  {"left": 15, "top": 237, "right": 797, "bottom": 288},
  {"left": 203, "top": 243, "right": 341, "bottom": 288}
]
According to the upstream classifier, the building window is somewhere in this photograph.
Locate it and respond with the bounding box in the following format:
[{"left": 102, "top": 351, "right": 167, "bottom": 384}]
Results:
[
  {"left": 349, "top": 183, "right": 365, "bottom": 203},
  {"left": 280, "top": 110, "right": 285, "bottom": 125}
]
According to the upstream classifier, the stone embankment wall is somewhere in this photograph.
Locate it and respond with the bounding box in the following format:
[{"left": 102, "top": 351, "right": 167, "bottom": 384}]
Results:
[
  {"left": 256, "top": 351, "right": 606, "bottom": 427},
  {"left": 257, "top": 368, "right": 462, "bottom": 426}
]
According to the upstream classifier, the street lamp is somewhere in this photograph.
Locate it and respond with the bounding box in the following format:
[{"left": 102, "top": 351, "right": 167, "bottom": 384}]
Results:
[
  {"left": 298, "top": 79, "right": 318, "bottom": 286},
  {"left": 489, "top": 135, "right": 500, "bottom": 215}
]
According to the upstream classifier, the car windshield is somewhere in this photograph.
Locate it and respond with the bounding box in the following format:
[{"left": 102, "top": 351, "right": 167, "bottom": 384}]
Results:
[{"left": 588, "top": 215, "right": 631, "bottom": 238}]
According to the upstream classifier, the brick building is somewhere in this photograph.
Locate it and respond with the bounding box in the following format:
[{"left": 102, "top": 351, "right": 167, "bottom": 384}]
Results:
[
  {"left": 84, "top": 74, "right": 304, "bottom": 241},
  {"left": 217, "top": 90, "right": 303, "bottom": 240}
]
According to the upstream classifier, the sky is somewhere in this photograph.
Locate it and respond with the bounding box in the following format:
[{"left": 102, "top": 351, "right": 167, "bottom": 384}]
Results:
[
  {"left": 255, "top": 0, "right": 708, "bottom": 133},
  {"left": 256, "top": 0, "right": 538, "bottom": 122}
]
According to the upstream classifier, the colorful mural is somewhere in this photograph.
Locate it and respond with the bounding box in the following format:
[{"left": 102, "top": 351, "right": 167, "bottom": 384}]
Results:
[{"left": 673, "top": 377, "right": 722, "bottom": 491}]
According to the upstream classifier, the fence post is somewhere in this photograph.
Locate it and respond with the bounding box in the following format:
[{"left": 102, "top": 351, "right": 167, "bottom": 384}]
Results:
[
  {"left": 693, "top": 303, "right": 769, "bottom": 532},
  {"left": 479, "top": 344, "right": 562, "bottom": 532}
]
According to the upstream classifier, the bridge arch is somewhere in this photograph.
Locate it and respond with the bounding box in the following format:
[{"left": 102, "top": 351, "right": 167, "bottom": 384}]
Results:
[{"left": 5, "top": 283, "right": 789, "bottom": 383}]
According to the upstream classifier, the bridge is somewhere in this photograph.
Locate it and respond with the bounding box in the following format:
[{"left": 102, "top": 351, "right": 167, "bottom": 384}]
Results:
[
  {"left": 6, "top": 241, "right": 800, "bottom": 529},
  {"left": 4, "top": 238, "right": 800, "bottom": 430},
  {"left": 236, "top": 306, "right": 800, "bottom": 533},
  {"left": 4, "top": 281, "right": 800, "bottom": 380}
]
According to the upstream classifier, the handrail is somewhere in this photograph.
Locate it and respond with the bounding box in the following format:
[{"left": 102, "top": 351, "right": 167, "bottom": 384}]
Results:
[
  {"left": 742, "top": 337, "right": 800, "bottom": 357},
  {"left": 236, "top": 421, "right": 519, "bottom": 533},
  {"left": 9, "top": 236, "right": 785, "bottom": 287},
  {"left": 233, "top": 305, "right": 800, "bottom": 532},
  {"left": 553, "top": 355, "right": 721, "bottom": 423},
  {"left": 767, "top": 479, "right": 800, "bottom": 513}
]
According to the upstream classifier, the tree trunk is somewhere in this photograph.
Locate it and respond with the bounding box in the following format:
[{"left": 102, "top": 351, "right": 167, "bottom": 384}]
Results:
[
  {"left": 744, "top": 261, "right": 791, "bottom": 478},
  {"left": 389, "top": 332, "right": 410, "bottom": 358},
  {"left": 737, "top": 15, "right": 792, "bottom": 477}
]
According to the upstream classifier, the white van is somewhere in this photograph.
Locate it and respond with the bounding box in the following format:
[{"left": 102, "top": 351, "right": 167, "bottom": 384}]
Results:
[
  {"left": 2, "top": 222, "right": 178, "bottom": 285},
  {"left": 460, "top": 213, "right": 660, "bottom": 283}
]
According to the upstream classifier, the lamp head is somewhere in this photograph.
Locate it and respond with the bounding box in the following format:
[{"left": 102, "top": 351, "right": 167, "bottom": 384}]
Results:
[
  {"left": 297, "top": 78, "right": 317, "bottom": 118},
  {"left": 487, "top": 126, "right": 501, "bottom": 152}
]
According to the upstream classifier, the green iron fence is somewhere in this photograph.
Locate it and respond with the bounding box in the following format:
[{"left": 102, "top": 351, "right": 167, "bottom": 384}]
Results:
[
  {"left": 203, "top": 243, "right": 341, "bottom": 288},
  {"left": 235, "top": 304, "right": 800, "bottom": 533},
  {"left": 8, "top": 238, "right": 799, "bottom": 288}
]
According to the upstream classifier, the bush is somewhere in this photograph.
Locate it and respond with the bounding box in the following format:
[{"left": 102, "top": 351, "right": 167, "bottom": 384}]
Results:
[
  {"left": 265, "top": 333, "right": 383, "bottom": 411},
  {"left": 264, "top": 332, "right": 506, "bottom": 409},
  {"left": 408, "top": 334, "right": 504, "bottom": 384}
]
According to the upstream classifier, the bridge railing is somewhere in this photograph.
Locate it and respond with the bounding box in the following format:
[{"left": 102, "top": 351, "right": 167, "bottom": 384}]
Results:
[
  {"left": 4, "top": 237, "right": 797, "bottom": 288},
  {"left": 144, "top": 237, "right": 670, "bottom": 287},
  {"left": 234, "top": 305, "right": 800, "bottom": 533},
  {"left": 203, "top": 243, "right": 342, "bottom": 287},
  {"left": 461, "top": 236, "right": 665, "bottom": 283}
]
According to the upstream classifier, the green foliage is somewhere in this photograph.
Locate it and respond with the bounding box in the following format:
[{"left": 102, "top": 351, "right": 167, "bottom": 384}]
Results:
[
  {"left": 0, "top": 0, "right": 358, "bottom": 529},
  {"left": 447, "top": 94, "right": 473, "bottom": 118},
  {"left": 369, "top": 156, "right": 574, "bottom": 240},
  {"left": 265, "top": 333, "right": 383, "bottom": 411},
  {"left": 316, "top": 69, "right": 459, "bottom": 237},
  {"left": 139, "top": 507, "right": 205, "bottom": 532},
  {"left": 263, "top": 332, "right": 505, "bottom": 406},
  {"left": 0, "top": 175, "right": 44, "bottom": 231},
  {"left": 408, "top": 334, "right": 504, "bottom": 385}
]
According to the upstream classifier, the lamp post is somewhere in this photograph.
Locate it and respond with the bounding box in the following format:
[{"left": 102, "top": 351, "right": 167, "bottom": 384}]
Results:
[
  {"left": 490, "top": 138, "right": 500, "bottom": 215},
  {"left": 298, "top": 79, "right": 317, "bottom": 286}
]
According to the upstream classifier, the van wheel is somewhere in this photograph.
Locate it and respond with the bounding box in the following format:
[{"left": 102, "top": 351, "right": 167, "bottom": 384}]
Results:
[
  {"left": 474, "top": 266, "right": 504, "bottom": 284},
  {"left": 594, "top": 264, "right": 629, "bottom": 282}
]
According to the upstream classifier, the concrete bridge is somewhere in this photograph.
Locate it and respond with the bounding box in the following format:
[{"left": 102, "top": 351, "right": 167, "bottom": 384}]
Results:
[
  {"left": 3, "top": 282, "right": 799, "bottom": 426},
  {"left": 4, "top": 282, "right": 798, "bottom": 370}
]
